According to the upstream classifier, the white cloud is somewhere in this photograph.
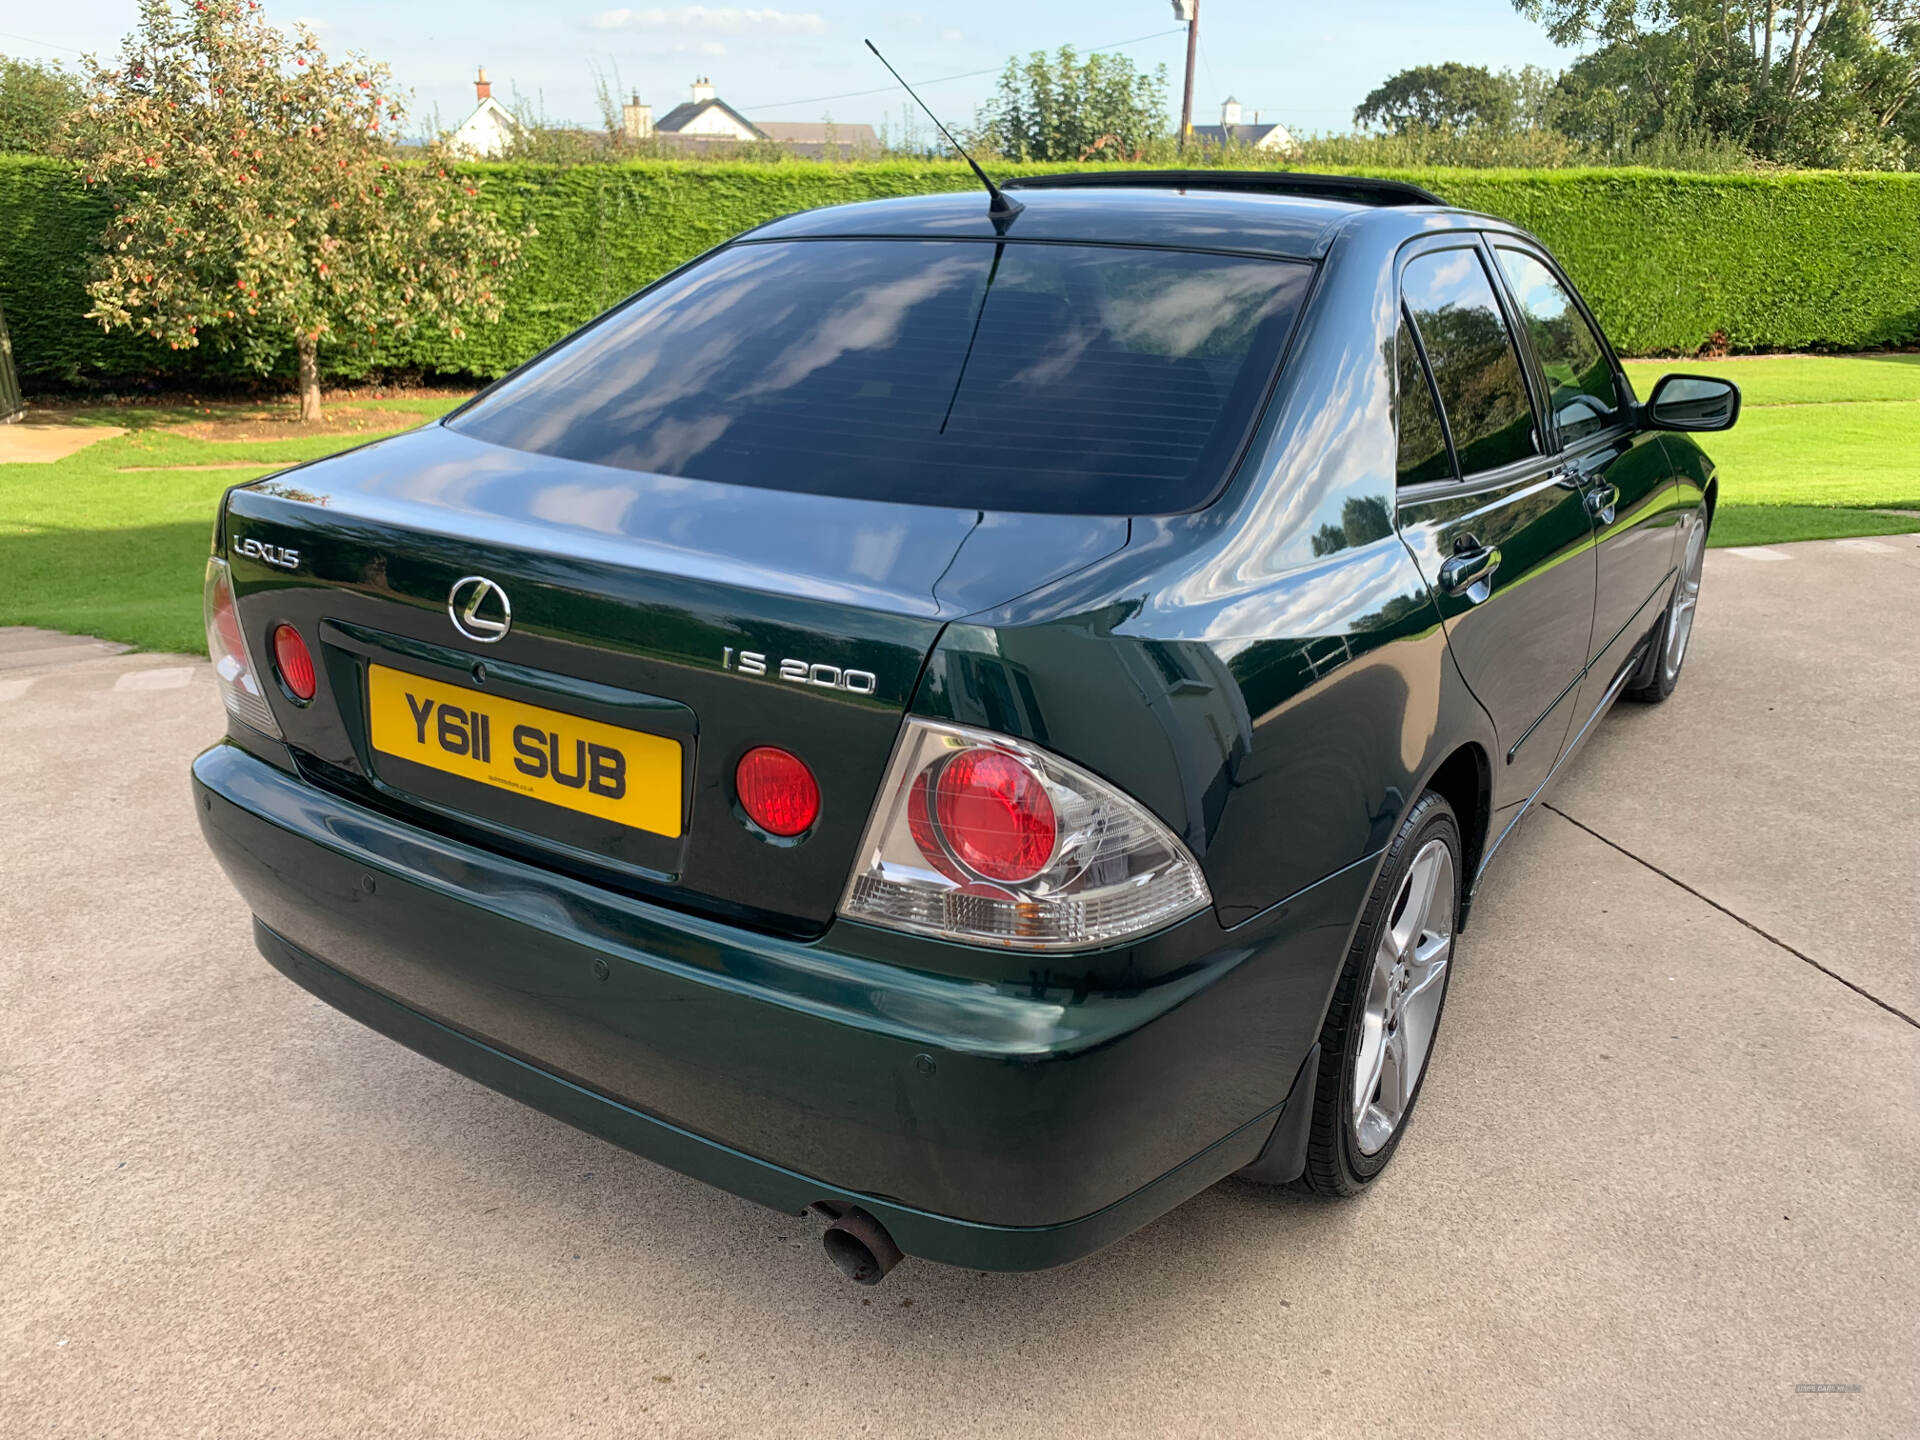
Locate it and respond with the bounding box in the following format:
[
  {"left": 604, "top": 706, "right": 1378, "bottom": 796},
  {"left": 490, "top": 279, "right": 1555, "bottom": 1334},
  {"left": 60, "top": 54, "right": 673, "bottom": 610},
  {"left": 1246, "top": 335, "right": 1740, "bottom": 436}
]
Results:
[
  {"left": 589, "top": 7, "right": 826, "bottom": 35},
  {"left": 939, "top": 28, "right": 964, "bottom": 44}
]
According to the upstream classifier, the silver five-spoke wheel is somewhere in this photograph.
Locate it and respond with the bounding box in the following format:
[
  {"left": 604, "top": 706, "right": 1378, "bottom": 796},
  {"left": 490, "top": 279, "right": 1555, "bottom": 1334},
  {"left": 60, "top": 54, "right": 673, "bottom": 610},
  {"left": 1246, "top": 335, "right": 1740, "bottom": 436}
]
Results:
[
  {"left": 1352, "top": 838, "right": 1454, "bottom": 1156},
  {"left": 1663, "top": 514, "right": 1706, "bottom": 685}
]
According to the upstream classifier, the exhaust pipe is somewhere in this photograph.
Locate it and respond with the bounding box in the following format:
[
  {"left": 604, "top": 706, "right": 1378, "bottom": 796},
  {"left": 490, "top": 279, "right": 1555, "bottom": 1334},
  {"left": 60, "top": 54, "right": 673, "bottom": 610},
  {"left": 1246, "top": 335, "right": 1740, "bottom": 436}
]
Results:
[{"left": 810, "top": 1202, "right": 904, "bottom": 1285}]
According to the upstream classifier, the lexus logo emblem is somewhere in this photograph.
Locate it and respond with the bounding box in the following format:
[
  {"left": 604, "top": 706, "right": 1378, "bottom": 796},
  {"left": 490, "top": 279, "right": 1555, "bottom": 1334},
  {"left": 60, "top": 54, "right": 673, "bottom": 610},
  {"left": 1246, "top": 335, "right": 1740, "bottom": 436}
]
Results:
[{"left": 448, "top": 575, "right": 512, "bottom": 643}]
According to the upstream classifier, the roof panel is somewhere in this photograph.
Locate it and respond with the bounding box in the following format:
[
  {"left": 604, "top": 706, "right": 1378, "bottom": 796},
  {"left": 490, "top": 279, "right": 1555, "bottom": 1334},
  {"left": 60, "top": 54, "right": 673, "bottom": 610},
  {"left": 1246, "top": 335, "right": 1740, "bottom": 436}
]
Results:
[{"left": 743, "top": 185, "right": 1410, "bottom": 258}]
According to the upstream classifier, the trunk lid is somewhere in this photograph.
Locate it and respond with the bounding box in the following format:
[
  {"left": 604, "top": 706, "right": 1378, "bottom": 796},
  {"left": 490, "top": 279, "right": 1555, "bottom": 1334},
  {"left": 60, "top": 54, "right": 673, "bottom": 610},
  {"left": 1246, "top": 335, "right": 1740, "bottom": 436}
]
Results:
[{"left": 222, "top": 425, "right": 1126, "bottom": 934}]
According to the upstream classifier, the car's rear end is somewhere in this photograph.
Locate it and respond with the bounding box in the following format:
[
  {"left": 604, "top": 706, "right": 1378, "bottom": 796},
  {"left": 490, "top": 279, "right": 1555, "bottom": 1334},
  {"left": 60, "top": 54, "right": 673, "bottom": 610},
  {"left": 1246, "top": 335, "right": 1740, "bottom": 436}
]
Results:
[{"left": 192, "top": 194, "right": 1341, "bottom": 1273}]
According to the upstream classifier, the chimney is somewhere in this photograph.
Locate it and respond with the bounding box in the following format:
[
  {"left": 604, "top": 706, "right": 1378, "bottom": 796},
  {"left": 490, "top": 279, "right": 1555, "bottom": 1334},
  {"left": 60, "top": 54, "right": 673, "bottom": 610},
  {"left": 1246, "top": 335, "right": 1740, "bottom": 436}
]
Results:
[
  {"left": 1221, "top": 96, "right": 1241, "bottom": 128},
  {"left": 475, "top": 66, "right": 491, "bottom": 102},
  {"left": 622, "top": 92, "right": 653, "bottom": 140},
  {"left": 691, "top": 76, "right": 716, "bottom": 103}
]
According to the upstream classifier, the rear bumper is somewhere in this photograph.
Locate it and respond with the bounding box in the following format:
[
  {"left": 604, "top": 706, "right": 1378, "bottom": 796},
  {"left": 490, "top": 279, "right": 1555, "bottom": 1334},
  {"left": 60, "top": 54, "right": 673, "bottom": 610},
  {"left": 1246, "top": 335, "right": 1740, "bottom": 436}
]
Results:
[{"left": 194, "top": 740, "right": 1361, "bottom": 1271}]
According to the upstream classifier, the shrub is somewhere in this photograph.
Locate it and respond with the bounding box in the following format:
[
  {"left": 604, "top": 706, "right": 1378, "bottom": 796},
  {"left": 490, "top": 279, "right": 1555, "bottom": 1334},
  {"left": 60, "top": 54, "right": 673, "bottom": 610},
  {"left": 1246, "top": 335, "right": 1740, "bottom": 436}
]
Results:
[{"left": 4, "top": 157, "right": 1918, "bottom": 390}]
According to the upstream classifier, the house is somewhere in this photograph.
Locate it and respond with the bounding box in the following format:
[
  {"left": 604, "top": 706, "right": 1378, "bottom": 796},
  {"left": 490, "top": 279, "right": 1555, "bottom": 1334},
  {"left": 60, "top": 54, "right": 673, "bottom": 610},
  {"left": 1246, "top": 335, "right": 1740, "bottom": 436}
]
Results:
[
  {"left": 447, "top": 67, "right": 521, "bottom": 158},
  {"left": 646, "top": 79, "right": 879, "bottom": 158},
  {"left": 1188, "top": 97, "right": 1294, "bottom": 154},
  {"left": 654, "top": 78, "right": 764, "bottom": 142},
  {"left": 452, "top": 73, "right": 882, "bottom": 160}
]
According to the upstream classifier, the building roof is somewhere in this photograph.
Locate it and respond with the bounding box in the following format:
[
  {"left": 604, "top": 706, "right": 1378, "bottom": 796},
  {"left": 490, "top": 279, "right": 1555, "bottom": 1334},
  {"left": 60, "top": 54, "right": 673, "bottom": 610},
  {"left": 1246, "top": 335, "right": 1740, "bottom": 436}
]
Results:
[
  {"left": 754, "top": 122, "right": 880, "bottom": 146},
  {"left": 1188, "top": 123, "right": 1293, "bottom": 147},
  {"left": 654, "top": 97, "right": 764, "bottom": 137}
]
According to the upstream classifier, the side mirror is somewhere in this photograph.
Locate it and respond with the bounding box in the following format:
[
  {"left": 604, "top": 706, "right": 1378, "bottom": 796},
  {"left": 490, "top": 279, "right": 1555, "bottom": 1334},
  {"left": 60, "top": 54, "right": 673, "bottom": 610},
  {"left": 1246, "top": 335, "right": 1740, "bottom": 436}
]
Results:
[{"left": 1645, "top": 373, "right": 1741, "bottom": 433}]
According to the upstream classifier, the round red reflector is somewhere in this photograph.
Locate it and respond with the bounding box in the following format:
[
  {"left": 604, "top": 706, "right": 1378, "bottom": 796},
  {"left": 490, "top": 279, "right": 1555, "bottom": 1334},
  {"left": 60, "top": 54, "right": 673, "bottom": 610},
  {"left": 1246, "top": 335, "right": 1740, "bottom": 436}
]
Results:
[
  {"left": 736, "top": 747, "right": 820, "bottom": 837},
  {"left": 272, "top": 624, "right": 316, "bottom": 701},
  {"left": 933, "top": 748, "right": 1056, "bottom": 883}
]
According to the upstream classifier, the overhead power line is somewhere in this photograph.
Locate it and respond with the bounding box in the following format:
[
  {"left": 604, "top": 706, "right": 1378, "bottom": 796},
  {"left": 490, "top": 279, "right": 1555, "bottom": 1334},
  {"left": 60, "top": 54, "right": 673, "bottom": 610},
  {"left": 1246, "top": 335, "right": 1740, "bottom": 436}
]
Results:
[
  {"left": 0, "top": 27, "right": 89, "bottom": 56},
  {"left": 745, "top": 27, "right": 1187, "bottom": 115}
]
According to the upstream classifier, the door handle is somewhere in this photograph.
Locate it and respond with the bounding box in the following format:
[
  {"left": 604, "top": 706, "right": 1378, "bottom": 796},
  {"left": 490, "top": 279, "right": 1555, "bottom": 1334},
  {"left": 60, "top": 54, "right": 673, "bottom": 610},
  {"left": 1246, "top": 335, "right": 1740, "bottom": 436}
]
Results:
[
  {"left": 1438, "top": 543, "right": 1501, "bottom": 598},
  {"left": 1585, "top": 484, "right": 1620, "bottom": 524}
]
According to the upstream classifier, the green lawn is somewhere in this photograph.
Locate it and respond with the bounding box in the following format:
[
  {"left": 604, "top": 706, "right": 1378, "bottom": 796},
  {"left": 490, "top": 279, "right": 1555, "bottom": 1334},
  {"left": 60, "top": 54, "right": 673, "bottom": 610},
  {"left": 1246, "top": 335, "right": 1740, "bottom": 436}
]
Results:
[
  {"left": 1622, "top": 354, "right": 1919, "bottom": 546},
  {"left": 1620, "top": 353, "right": 1920, "bottom": 407},
  {"left": 2, "top": 360, "right": 1915, "bottom": 654},
  {"left": 1, "top": 397, "right": 457, "bottom": 653}
]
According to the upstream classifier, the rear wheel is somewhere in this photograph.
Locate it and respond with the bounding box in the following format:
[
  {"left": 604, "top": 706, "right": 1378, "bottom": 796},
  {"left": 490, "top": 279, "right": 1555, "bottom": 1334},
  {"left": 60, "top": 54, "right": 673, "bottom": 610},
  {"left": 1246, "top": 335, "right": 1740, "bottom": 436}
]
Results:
[
  {"left": 1627, "top": 507, "right": 1707, "bottom": 703},
  {"left": 1295, "top": 791, "right": 1461, "bottom": 1196}
]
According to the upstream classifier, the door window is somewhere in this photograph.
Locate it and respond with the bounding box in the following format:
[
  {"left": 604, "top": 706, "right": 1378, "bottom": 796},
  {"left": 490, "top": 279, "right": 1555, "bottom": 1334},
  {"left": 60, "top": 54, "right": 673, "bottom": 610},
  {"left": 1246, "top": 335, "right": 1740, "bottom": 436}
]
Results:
[
  {"left": 1395, "top": 310, "right": 1453, "bottom": 486},
  {"left": 1495, "top": 247, "right": 1623, "bottom": 444},
  {"left": 1400, "top": 249, "right": 1538, "bottom": 476}
]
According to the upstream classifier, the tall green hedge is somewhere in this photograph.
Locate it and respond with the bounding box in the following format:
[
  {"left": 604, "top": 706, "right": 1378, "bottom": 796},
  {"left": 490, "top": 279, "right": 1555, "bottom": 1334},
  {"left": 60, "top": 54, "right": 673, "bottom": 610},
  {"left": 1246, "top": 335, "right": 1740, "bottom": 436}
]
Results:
[{"left": 3, "top": 156, "right": 1917, "bottom": 389}]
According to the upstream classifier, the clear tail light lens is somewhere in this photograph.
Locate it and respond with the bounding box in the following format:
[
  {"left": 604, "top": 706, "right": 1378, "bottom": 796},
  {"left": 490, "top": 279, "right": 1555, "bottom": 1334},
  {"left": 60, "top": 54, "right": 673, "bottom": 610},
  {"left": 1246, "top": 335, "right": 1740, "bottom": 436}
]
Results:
[
  {"left": 839, "top": 719, "right": 1210, "bottom": 950},
  {"left": 204, "top": 557, "right": 280, "bottom": 736}
]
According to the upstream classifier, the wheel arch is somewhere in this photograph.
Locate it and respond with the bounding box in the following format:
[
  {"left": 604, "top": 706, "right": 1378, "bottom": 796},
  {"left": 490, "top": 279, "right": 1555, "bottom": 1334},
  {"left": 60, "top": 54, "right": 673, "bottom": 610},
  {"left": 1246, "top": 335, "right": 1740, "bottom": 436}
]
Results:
[{"left": 1418, "top": 742, "right": 1492, "bottom": 929}]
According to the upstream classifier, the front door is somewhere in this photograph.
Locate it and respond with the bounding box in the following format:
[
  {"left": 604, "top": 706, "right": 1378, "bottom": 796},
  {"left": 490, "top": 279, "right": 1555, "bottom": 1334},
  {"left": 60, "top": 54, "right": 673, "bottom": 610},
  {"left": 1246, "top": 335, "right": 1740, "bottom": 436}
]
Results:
[
  {"left": 1391, "top": 240, "right": 1598, "bottom": 819},
  {"left": 1489, "top": 243, "right": 1683, "bottom": 717}
]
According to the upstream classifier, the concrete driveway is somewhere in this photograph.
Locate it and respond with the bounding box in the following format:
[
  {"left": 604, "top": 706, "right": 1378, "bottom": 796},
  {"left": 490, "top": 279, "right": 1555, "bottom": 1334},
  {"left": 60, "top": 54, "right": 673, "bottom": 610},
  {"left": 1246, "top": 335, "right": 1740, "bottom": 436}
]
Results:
[{"left": 3, "top": 534, "right": 1916, "bottom": 1439}]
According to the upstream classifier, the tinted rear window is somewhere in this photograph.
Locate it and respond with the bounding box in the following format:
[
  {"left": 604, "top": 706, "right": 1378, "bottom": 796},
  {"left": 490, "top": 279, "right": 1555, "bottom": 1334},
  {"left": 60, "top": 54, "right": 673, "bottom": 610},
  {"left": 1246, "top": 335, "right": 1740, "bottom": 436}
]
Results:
[{"left": 451, "top": 239, "right": 1312, "bottom": 514}]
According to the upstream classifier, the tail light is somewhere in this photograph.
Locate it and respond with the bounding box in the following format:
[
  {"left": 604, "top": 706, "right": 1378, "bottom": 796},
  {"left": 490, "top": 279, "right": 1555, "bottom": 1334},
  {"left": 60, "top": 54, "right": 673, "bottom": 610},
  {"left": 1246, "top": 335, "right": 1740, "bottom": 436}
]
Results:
[
  {"left": 735, "top": 746, "right": 820, "bottom": 836},
  {"left": 839, "top": 719, "right": 1209, "bottom": 950},
  {"left": 203, "top": 557, "right": 280, "bottom": 736},
  {"left": 272, "top": 624, "right": 317, "bottom": 702}
]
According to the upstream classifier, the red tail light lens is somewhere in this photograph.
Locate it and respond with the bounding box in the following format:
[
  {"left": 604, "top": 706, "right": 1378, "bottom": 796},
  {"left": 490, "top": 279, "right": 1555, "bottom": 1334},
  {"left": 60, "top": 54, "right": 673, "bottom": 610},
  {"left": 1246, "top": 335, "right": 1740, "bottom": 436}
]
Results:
[
  {"left": 272, "top": 624, "right": 316, "bottom": 701},
  {"left": 839, "top": 720, "right": 1211, "bottom": 951},
  {"left": 736, "top": 747, "right": 820, "bottom": 836},
  {"left": 930, "top": 748, "right": 1056, "bottom": 882},
  {"left": 212, "top": 576, "right": 246, "bottom": 663}
]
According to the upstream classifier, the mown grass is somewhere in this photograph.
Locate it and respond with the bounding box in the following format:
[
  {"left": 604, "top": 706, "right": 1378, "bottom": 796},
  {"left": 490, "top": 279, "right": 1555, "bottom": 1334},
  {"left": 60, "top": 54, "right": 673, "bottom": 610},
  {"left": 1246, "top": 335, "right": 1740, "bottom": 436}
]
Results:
[
  {"left": 1620, "top": 353, "right": 1920, "bottom": 407},
  {"left": 1, "top": 404, "right": 445, "bottom": 652},
  {"left": 1622, "top": 353, "right": 1919, "bottom": 545},
  {"left": 2, "top": 360, "right": 1914, "bottom": 653}
]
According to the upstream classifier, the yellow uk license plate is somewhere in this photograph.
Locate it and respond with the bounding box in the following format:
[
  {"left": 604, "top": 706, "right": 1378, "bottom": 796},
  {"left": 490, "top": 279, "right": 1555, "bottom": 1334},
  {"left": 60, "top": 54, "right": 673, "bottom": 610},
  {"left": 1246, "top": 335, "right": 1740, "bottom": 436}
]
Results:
[{"left": 367, "top": 665, "right": 683, "bottom": 837}]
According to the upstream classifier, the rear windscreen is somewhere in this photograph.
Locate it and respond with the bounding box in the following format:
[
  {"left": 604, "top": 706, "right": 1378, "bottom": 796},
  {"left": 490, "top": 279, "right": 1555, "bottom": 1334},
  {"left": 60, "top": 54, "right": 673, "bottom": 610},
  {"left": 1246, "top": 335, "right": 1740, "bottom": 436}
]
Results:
[{"left": 450, "top": 239, "right": 1312, "bottom": 514}]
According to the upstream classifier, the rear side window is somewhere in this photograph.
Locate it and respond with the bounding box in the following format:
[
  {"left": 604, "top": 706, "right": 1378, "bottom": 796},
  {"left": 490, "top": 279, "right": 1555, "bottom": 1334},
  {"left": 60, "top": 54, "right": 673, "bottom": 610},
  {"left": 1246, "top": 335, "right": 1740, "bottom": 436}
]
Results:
[
  {"left": 1394, "top": 310, "right": 1453, "bottom": 486},
  {"left": 1494, "top": 246, "right": 1623, "bottom": 444},
  {"left": 1400, "top": 248, "right": 1537, "bottom": 476},
  {"left": 452, "top": 239, "right": 1313, "bottom": 515}
]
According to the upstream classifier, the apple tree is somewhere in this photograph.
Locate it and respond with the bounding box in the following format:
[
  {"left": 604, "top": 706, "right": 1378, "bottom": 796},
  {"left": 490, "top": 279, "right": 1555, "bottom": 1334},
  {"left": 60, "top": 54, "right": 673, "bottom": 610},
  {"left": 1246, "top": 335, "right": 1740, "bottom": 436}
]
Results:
[{"left": 69, "top": 0, "right": 523, "bottom": 420}]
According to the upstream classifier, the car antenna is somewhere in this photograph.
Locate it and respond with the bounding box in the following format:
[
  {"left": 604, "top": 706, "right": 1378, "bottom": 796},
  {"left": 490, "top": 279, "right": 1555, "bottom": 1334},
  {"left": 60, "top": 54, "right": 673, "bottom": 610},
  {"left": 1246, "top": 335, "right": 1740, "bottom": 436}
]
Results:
[{"left": 864, "top": 39, "right": 1023, "bottom": 227}]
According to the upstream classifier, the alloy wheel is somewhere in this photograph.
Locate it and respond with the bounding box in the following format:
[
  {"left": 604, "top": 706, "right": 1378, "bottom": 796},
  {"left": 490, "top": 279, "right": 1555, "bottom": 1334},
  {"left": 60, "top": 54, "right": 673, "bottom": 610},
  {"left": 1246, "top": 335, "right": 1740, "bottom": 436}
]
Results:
[
  {"left": 1664, "top": 517, "right": 1706, "bottom": 684},
  {"left": 1352, "top": 838, "right": 1455, "bottom": 1156}
]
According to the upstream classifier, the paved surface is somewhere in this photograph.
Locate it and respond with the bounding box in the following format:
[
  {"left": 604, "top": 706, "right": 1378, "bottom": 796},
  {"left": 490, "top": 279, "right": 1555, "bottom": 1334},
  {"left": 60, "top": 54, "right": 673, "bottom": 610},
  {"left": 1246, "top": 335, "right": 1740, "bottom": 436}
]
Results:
[
  {"left": 2, "top": 535, "right": 1916, "bottom": 1439},
  {"left": 0, "top": 422, "right": 127, "bottom": 463}
]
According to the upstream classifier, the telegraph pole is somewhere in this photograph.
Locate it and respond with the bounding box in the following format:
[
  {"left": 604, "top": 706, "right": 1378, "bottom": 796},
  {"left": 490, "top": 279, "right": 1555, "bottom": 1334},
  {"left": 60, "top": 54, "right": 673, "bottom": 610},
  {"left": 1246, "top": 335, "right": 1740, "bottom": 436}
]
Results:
[{"left": 1174, "top": 0, "right": 1199, "bottom": 148}]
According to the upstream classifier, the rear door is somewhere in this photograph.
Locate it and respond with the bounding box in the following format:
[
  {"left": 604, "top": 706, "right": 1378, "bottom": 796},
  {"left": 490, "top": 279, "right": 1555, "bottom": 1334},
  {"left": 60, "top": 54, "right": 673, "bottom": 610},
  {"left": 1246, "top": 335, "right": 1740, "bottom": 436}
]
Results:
[
  {"left": 1489, "top": 242, "right": 1681, "bottom": 717},
  {"left": 1392, "top": 239, "right": 1598, "bottom": 819}
]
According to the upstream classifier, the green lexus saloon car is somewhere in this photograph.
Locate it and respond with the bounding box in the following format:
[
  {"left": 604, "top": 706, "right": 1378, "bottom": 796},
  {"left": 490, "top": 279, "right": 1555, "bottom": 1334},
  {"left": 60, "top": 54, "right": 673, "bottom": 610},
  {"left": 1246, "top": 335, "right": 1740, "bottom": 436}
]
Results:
[{"left": 193, "top": 171, "right": 1738, "bottom": 1283}]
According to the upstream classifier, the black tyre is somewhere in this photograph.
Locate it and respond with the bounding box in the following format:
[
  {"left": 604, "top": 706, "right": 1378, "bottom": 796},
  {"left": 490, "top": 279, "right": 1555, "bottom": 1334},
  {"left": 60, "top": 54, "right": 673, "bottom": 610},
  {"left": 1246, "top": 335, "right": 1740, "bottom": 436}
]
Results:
[
  {"left": 1626, "top": 507, "right": 1708, "bottom": 704},
  {"left": 1294, "top": 790, "right": 1462, "bottom": 1197}
]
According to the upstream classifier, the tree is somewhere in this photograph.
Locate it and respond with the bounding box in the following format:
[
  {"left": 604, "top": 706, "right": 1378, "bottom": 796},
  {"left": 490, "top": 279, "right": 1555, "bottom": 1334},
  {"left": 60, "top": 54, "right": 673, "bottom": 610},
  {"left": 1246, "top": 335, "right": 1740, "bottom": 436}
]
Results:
[
  {"left": 0, "top": 55, "right": 84, "bottom": 153},
  {"left": 68, "top": 0, "right": 523, "bottom": 420},
  {"left": 1353, "top": 63, "right": 1519, "bottom": 133},
  {"left": 1516, "top": 0, "right": 1920, "bottom": 167},
  {"left": 975, "top": 46, "right": 1171, "bottom": 161}
]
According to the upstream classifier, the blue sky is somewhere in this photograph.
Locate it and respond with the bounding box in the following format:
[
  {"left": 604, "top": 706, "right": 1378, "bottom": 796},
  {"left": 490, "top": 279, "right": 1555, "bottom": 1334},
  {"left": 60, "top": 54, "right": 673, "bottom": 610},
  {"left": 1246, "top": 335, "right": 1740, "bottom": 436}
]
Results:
[{"left": 1, "top": 1, "right": 1575, "bottom": 140}]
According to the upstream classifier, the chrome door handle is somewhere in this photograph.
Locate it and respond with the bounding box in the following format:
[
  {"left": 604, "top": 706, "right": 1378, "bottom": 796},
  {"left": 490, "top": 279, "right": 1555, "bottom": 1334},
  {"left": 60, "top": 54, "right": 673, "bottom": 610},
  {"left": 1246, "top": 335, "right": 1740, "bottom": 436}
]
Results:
[
  {"left": 1438, "top": 544, "right": 1501, "bottom": 597},
  {"left": 1585, "top": 484, "right": 1620, "bottom": 524}
]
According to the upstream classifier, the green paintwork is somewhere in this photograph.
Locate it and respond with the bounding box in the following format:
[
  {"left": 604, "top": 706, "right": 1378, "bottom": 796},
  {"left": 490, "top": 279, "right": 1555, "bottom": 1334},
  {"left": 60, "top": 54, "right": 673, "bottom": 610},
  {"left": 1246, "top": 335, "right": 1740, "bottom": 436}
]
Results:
[{"left": 193, "top": 185, "right": 1724, "bottom": 1270}]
